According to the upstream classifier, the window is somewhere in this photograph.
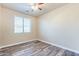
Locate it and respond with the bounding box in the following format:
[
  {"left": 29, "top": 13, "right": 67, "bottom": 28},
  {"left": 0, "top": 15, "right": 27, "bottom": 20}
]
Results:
[{"left": 14, "top": 16, "right": 31, "bottom": 33}]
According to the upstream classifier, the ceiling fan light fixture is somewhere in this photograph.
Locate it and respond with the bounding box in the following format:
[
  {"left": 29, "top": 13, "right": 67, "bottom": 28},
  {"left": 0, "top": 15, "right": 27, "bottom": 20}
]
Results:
[
  {"left": 27, "top": 3, "right": 45, "bottom": 12},
  {"left": 31, "top": 5, "right": 38, "bottom": 11}
]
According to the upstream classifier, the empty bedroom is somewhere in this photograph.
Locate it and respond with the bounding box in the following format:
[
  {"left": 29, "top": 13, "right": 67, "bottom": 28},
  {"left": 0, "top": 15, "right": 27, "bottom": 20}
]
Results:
[{"left": 0, "top": 3, "right": 79, "bottom": 56}]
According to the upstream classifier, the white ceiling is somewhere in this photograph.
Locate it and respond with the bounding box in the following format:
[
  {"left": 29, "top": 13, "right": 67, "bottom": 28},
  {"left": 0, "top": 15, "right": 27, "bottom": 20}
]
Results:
[{"left": 1, "top": 3, "right": 67, "bottom": 16}]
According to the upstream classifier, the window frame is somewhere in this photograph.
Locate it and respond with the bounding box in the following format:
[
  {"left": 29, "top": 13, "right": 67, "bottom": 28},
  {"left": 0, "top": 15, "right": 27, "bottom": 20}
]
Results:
[{"left": 14, "top": 16, "right": 31, "bottom": 34}]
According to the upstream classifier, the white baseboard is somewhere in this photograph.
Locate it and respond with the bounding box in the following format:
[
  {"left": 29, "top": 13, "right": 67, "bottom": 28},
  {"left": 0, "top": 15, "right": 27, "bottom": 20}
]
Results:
[
  {"left": 38, "top": 39, "right": 79, "bottom": 54},
  {"left": 0, "top": 39, "right": 38, "bottom": 49}
]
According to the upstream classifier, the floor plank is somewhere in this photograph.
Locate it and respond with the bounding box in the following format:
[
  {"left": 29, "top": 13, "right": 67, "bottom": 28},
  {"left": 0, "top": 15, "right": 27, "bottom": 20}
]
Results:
[{"left": 0, "top": 40, "right": 79, "bottom": 56}]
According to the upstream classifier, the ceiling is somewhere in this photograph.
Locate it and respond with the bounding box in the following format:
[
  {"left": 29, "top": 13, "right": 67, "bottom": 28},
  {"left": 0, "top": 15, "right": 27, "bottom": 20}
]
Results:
[{"left": 1, "top": 3, "right": 67, "bottom": 16}]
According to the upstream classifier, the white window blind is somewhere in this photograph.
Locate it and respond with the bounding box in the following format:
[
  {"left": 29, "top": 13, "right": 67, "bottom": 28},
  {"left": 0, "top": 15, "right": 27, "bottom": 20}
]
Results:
[{"left": 14, "top": 16, "right": 31, "bottom": 33}]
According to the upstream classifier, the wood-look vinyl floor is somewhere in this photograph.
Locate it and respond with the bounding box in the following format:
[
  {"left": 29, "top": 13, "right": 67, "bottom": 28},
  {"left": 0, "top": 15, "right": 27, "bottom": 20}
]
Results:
[{"left": 0, "top": 40, "right": 79, "bottom": 56}]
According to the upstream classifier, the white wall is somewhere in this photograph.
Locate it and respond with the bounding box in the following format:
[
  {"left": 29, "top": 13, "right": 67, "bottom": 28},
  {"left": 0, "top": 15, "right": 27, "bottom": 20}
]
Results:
[
  {"left": 0, "top": 6, "right": 1, "bottom": 40},
  {"left": 39, "top": 4, "right": 79, "bottom": 51},
  {"left": 0, "top": 6, "right": 38, "bottom": 47},
  {"left": 0, "top": 5, "right": 4, "bottom": 46}
]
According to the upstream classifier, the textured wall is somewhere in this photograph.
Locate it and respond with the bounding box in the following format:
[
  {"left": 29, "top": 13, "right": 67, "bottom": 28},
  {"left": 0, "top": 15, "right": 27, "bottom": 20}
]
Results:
[
  {"left": 39, "top": 4, "right": 79, "bottom": 51},
  {"left": 0, "top": 6, "right": 38, "bottom": 47}
]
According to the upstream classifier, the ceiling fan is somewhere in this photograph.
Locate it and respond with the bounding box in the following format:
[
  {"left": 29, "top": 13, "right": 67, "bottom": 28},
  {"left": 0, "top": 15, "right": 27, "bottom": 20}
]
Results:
[
  {"left": 36, "top": 3, "right": 45, "bottom": 10},
  {"left": 25, "top": 3, "right": 45, "bottom": 12},
  {"left": 31, "top": 3, "right": 45, "bottom": 11}
]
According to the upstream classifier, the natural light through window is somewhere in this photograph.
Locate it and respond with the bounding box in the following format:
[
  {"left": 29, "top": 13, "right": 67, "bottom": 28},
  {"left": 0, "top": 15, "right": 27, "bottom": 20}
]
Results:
[{"left": 14, "top": 16, "right": 31, "bottom": 33}]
